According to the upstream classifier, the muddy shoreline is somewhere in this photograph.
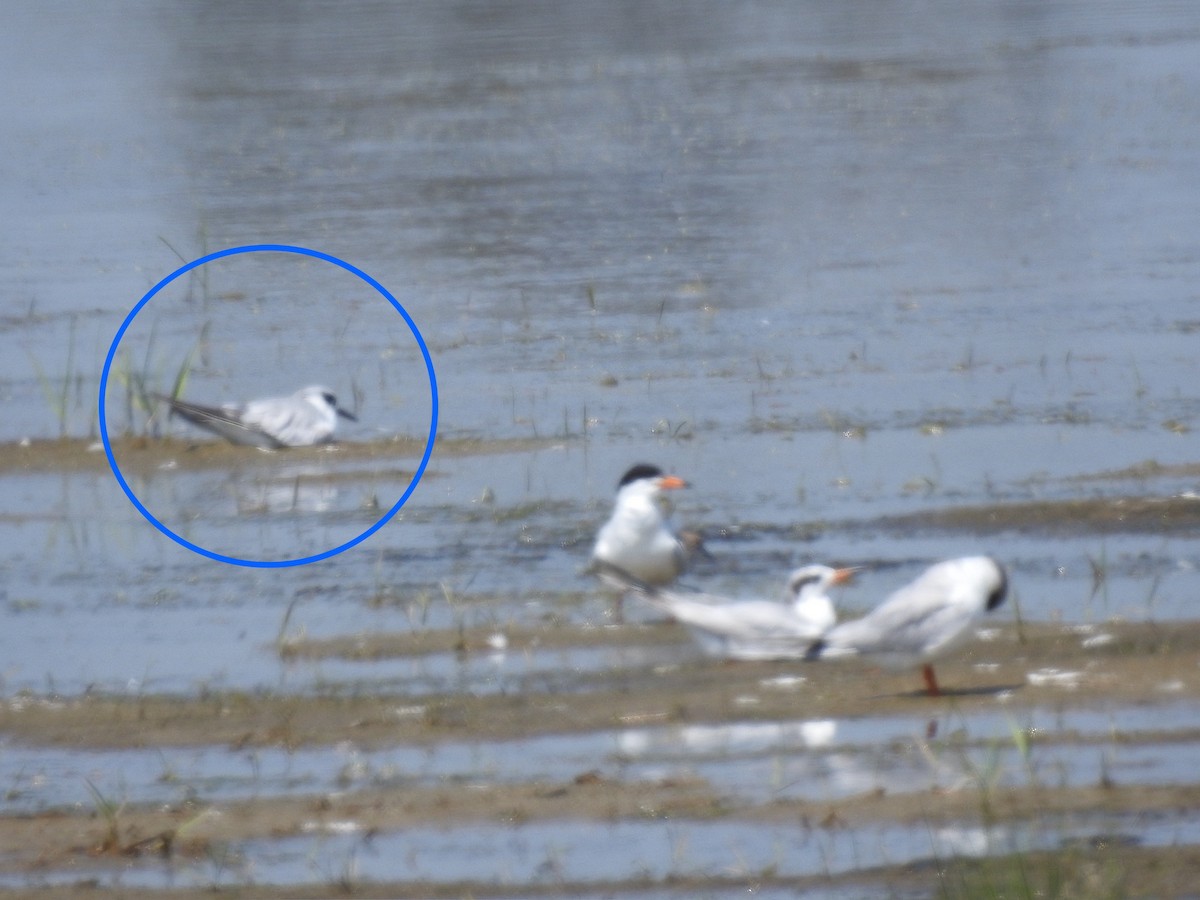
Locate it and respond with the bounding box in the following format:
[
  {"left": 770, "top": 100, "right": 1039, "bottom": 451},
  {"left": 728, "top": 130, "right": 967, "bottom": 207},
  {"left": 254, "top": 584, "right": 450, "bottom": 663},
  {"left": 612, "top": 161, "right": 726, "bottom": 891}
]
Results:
[
  {"left": 1, "top": 618, "right": 1198, "bottom": 895},
  {"left": 3, "top": 437, "right": 1199, "bottom": 895},
  {"left": 0, "top": 435, "right": 560, "bottom": 476},
  {"left": 8, "top": 437, "right": 1200, "bottom": 539},
  {"left": 1, "top": 465, "right": 1197, "bottom": 900},
  {"left": 3, "top": 619, "right": 1197, "bottom": 750}
]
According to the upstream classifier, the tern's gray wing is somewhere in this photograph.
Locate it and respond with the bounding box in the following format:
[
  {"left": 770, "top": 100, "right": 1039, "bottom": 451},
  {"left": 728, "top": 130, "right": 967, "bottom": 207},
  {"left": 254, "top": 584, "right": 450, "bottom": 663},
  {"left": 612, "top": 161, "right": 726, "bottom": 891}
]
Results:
[
  {"left": 823, "top": 592, "right": 974, "bottom": 661},
  {"left": 814, "top": 560, "right": 989, "bottom": 665},
  {"left": 630, "top": 584, "right": 824, "bottom": 660},
  {"left": 156, "top": 394, "right": 284, "bottom": 449},
  {"left": 653, "top": 591, "right": 824, "bottom": 640},
  {"left": 239, "top": 396, "right": 332, "bottom": 447}
]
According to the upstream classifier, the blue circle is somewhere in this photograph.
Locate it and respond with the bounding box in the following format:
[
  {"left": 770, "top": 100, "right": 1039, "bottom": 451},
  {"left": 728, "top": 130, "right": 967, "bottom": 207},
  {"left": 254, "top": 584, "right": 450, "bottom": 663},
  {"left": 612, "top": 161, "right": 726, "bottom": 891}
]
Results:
[{"left": 99, "top": 244, "right": 438, "bottom": 568}]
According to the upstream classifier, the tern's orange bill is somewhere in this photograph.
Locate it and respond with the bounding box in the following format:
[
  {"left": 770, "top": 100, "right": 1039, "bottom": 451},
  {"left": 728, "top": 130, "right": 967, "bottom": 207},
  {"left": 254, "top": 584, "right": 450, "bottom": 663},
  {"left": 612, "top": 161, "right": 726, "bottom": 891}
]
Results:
[
  {"left": 658, "top": 475, "right": 688, "bottom": 490},
  {"left": 831, "top": 567, "right": 858, "bottom": 585}
]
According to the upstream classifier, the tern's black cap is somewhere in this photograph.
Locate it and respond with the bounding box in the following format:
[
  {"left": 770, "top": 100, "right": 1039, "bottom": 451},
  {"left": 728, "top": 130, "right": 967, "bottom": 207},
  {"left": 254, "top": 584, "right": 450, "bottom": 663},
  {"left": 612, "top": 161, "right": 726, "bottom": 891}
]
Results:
[{"left": 617, "top": 464, "right": 665, "bottom": 488}]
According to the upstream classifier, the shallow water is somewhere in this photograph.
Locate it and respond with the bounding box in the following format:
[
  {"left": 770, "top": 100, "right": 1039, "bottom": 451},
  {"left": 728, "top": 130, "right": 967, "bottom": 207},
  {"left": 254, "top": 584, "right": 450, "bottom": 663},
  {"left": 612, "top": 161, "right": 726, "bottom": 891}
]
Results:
[
  {"left": 6, "top": 700, "right": 1200, "bottom": 815},
  {"left": 2, "top": 0, "right": 1200, "bottom": 892},
  {"left": 8, "top": 808, "right": 1198, "bottom": 893}
]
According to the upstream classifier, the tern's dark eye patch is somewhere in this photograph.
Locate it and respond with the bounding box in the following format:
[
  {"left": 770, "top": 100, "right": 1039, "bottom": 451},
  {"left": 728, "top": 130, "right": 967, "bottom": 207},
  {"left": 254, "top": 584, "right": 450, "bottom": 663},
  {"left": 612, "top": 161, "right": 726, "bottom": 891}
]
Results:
[{"left": 322, "top": 392, "right": 338, "bottom": 407}]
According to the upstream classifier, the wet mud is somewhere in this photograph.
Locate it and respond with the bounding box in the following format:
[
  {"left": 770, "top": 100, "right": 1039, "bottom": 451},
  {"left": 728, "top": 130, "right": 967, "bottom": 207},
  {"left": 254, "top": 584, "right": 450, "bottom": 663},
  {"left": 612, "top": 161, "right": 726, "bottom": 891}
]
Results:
[
  {"left": 876, "top": 495, "right": 1200, "bottom": 537},
  {"left": 0, "top": 435, "right": 554, "bottom": 476},
  {"left": 2, "top": 617, "right": 1199, "bottom": 896}
]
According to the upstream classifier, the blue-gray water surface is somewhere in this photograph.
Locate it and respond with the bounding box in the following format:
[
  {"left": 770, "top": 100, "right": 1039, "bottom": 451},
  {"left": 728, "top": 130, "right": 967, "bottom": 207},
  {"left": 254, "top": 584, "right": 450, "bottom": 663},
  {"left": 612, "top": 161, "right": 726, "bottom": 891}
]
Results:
[{"left": 1, "top": 1, "right": 1199, "bottom": 892}]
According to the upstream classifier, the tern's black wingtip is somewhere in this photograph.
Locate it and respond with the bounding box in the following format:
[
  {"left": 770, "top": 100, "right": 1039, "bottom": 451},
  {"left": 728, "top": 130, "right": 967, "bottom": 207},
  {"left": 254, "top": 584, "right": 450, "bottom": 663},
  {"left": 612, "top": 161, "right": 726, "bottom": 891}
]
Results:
[{"left": 986, "top": 558, "right": 1008, "bottom": 611}]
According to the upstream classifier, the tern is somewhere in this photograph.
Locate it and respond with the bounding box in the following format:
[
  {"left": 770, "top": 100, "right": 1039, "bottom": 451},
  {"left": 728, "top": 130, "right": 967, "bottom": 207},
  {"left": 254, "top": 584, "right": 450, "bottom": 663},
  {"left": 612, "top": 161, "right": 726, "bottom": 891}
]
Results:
[
  {"left": 588, "top": 464, "right": 698, "bottom": 616},
  {"left": 155, "top": 385, "right": 357, "bottom": 449},
  {"left": 806, "top": 556, "right": 1008, "bottom": 696},
  {"left": 624, "top": 564, "right": 856, "bottom": 660}
]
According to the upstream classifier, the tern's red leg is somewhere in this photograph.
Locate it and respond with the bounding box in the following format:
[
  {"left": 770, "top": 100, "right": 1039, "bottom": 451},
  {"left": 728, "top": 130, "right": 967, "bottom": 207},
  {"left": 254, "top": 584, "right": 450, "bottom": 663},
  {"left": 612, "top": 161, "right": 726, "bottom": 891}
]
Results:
[{"left": 922, "top": 664, "right": 941, "bottom": 697}]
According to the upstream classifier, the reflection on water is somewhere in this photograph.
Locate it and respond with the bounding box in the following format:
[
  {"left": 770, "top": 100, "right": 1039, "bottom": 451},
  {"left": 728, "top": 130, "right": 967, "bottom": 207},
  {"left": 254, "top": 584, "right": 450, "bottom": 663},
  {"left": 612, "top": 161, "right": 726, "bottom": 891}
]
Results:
[
  {"left": 5, "top": 773, "right": 1198, "bottom": 890},
  {"left": 8, "top": 702, "right": 1200, "bottom": 814},
  {"left": 3, "top": 692, "right": 1200, "bottom": 887}
]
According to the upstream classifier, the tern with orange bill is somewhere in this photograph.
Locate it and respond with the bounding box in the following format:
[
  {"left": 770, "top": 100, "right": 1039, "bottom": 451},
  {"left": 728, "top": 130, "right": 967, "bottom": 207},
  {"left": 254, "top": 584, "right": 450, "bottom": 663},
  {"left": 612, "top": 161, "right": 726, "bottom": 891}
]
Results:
[
  {"left": 805, "top": 556, "right": 1008, "bottom": 696},
  {"left": 616, "top": 564, "right": 856, "bottom": 660},
  {"left": 588, "top": 464, "right": 699, "bottom": 616}
]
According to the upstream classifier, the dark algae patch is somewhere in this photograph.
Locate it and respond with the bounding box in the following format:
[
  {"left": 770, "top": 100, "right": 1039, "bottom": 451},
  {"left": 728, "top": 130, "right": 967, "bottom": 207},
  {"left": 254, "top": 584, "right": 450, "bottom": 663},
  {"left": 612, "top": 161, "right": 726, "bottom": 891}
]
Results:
[{"left": 876, "top": 496, "right": 1200, "bottom": 536}]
